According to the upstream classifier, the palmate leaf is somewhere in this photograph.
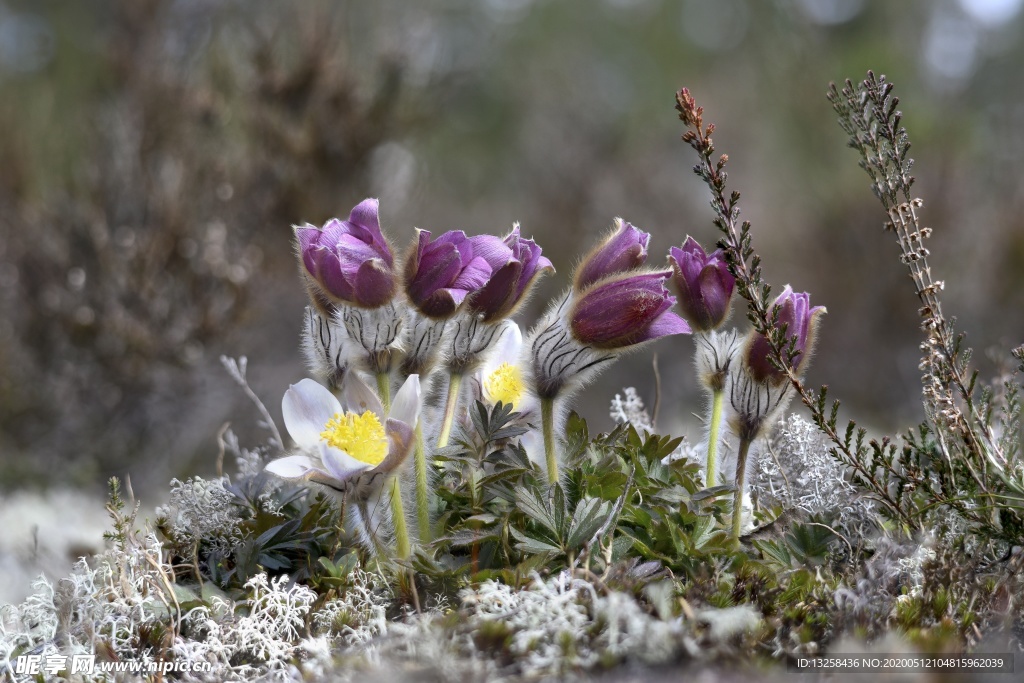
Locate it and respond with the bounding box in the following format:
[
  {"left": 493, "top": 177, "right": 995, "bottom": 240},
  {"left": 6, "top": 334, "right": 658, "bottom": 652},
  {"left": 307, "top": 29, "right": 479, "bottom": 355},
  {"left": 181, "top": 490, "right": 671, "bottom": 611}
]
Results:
[
  {"left": 438, "top": 527, "right": 503, "bottom": 548},
  {"left": 690, "top": 485, "right": 734, "bottom": 503},
  {"left": 753, "top": 539, "right": 794, "bottom": 569},
  {"left": 510, "top": 527, "right": 561, "bottom": 554},
  {"left": 470, "top": 400, "right": 530, "bottom": 443},
  {"left": 619, "top": 527, "right": 674, "bottom": 565},
  {"left": 564, "top": 411, "right": 590, "bottom": 461},
  {"left": 652, "top": 485, "right": 692, "bottom": 506},
  {"left": 588, "top": 469, "right": 630, "bottom": 501},
  {"left": 516, "top": 488, "right": 558, "bottom": 535},
  {"left": 478, "top": 466, "right": 532, "bottom": 491},
  {"left": 567, "top": 497, "right": 612, "bottom": 549},
  {"left": 475, "top": 553, "right": 551, "bottom": 589},
  {"left": 785, "top": 522, "right": 836, "bottom": 565},
  {"left": 409, "top": 547, "right": 473, "bottom": 582},
  {"left": 688, "top": 514, "right": 718, "bottom": 551}
]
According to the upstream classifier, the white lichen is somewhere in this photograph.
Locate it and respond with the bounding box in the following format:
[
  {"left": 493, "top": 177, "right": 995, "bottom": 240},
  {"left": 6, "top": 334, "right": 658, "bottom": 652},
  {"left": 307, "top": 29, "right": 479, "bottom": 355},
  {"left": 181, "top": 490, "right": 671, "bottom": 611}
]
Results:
[
  {"left": 609, "top": 387, "right": 653, "bottom": 433},
  {"left": 751, "top": 414, "right": 874, "bottom": 528},
  {"left": 156, "top": 476, "right": 245, "bottom": 552}
]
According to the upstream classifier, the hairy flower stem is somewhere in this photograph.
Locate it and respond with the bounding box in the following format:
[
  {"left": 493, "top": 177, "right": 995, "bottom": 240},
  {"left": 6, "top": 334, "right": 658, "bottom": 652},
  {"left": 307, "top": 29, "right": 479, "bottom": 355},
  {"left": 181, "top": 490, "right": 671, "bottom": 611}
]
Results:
[
  {"left": 376, "top": 372, "right": 391, "bottom": 411},
  {"left": 413, "top": 422, "right": 431, "bottom": 543},
  {"left": 706, "top": 389, "right": 724, "bottom": 486},
  {"left": 357, "top": 500, "right": 390, "bottom": 558},
  {"left": 542, "top": 397, "right": 558, "bottom": 484},
  {"left": 436, "top": 373, "right": 463, "bottom": 448},
  {"left": 389, "top": 477, "right": 410, "bottom": 559},
  {"left": 731, "top": 437, "right": 752, "bottom": 544}
]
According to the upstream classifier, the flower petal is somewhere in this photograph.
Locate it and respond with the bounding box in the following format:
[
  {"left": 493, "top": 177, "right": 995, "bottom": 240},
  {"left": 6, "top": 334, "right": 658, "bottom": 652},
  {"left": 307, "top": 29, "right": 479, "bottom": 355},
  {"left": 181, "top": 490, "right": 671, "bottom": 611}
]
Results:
[
  {"left": 317, "top": 249, "right": 356, "bottom": 302},
  {"left": 353, "top": 258, "right": 397, "bottom": 308},
  {"left": 635, "top": 310, "right": 692, "bottom": 343},
  {"left": 390, "top": 374, "right": 421, "bottom": 427},
  {"left": 319, "top": 443, "right": 373, "bottom": 481},
  {"left": 264, "top": 454, "right": 320, "bottom": 479},
  {"left": 294, "top": 224, "right": 323, "bottom": 277},
  {"left": 342, "top": 372, "right": 385, "bottom": 419},
  {"left": 469, "top": 260, "right": 522, "bottom": 321},
  {"left": 347, "top": 198, "right": 393, "bottom": 265},
  {"left": 470, "top": 234, "right": 515, "bottom": 269},
  {"left": 574, "top": 218, "right": 650, "bottom": 290},
  {"left": 407, "top": 241, "right": 461, "bottom": 304},
  {"left": 451, "top": 256, "right": 492, "bottom": 290},
  {"left": 282, "top": 379, "right": 342, "bottom": 449},
  {"left": 485, "top": 320, "right": 523, "bottom": 375},
  {"left": 376, "top": 418, "right": 415, "bottom": 474}
]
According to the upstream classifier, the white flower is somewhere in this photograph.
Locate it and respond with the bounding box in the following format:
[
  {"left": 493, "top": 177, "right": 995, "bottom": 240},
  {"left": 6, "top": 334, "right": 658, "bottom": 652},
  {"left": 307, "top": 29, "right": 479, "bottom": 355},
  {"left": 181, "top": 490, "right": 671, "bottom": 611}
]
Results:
[
  {"left": 476, "top": 322, "right": 546, "bottom": 465},
  {"left": 265, "top": 373, "right": 420, "bottom": 496},
  {"left": 478, "top": 322, "right": 532, "bottom": 410}
]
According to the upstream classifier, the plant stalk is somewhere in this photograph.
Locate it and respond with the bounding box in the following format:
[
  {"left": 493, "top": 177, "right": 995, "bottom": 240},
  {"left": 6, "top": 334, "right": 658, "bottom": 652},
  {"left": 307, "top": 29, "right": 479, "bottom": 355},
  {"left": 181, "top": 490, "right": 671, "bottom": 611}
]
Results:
[
  {"left": 389, "top": 476, "right": 411, "bottom": 560},
  {"left": 376, "top": 372, "right": 391, "bottom": 412},
  {"left": 436, "top": 373, "right": 463, "bottom": 448},
  {"left": 731, "top": 437, "right": 752, "bottom": 544},
  {"left": 413, "top": 421, "right": 431, "bottom": 543},
  {"left": 706, "top": 388, "right": 724, "bottom": 487},
  {"left": 542, "top": 397, "right": 558, "bottom": 484}
]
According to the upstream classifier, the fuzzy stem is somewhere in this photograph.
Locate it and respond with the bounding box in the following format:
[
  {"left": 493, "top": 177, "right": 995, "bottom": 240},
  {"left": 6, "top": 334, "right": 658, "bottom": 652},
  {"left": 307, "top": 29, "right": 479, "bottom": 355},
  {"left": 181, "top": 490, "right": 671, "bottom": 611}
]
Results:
[
  {"left": 436, "top": 373, "right": 463, "bottom": 448},
  {"left": 389, "top": 476, "right": 411, "bottom": 560},
  {"left": 542, "top": 397, "right": 558, "bottom": 484},
  {"left": 731, "top": 437, "right": 753, "bottom": 544},
  {"left": 376, "top": 372, "right": 391, "bottom": 412},
  {"left": 413, "top": 421, "right": 431, "bottom": 543},
  {"left": 357, "top": 500, "right": 389, "bottom": 559},
  {"left": 706, "top": 389, "right": 725, "bottom": 487}
]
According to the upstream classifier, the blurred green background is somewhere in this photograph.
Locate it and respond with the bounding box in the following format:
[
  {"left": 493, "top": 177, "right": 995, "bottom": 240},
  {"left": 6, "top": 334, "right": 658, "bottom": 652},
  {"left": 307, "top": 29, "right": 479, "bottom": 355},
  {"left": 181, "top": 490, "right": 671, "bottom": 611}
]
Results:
[{"left": 1, "top": 0, "right": 1022, "bottom": 496}]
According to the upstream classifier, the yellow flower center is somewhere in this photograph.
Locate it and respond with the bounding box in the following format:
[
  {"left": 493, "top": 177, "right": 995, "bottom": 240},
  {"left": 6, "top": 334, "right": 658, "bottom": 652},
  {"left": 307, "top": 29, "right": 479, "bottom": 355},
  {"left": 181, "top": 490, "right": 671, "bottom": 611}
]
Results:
[
  {"left": 484, "top": 362, "right": 524, "bottom": 407},
  {"left": 320, "top": 410, "right": 388, "bottom": 466}
]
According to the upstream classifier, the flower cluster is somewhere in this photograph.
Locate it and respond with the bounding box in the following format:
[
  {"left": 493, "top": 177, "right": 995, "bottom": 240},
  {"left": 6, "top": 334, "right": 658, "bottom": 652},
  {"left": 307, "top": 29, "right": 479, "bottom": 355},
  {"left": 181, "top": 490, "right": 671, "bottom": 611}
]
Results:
[{"left": 266, "top": 198, "right": 825, "bottom": 557}]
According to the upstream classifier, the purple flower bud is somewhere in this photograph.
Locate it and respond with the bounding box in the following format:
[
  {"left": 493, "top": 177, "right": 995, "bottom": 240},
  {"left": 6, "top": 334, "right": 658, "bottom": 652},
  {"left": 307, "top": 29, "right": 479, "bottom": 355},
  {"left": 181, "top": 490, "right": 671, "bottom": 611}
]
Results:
[
  {"left": 295, "top": 198, "right": 397, "bottom": 309},
  {"left": 570, "top": 271, "right": 692, "bottom": 349},
  {"left": 574, "top": 218, "right": 650, "bottom": 290},
  {"left": 467, "top": 225, "right": 554, "bottom": 322},
  {"left": 668, "top": 236, "right": 736, "bottom": 332},
  {"left": 745, "top": 285, "right": 826, "bottom": 384},
  {"left": 403, "top": 229, "right": 493, "bottom": 318}
]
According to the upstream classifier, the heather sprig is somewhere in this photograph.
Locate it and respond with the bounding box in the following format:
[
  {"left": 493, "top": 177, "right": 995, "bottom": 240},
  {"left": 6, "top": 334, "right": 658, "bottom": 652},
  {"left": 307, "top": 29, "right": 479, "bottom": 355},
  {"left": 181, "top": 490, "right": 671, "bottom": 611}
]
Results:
[
  {"left": 675, "top": 90, "right": 832, "bottom": 540},
  {"left": 825, "top": 73, "right": 1024, "bottom": 541}
]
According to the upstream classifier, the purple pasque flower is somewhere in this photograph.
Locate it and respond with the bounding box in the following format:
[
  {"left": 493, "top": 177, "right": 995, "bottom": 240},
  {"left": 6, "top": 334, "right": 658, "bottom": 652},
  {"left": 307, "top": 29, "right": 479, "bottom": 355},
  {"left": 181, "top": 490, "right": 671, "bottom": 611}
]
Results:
[
  {"left": 745, "top": 285, "right": 826, "bottom": 385},
  {"left": 295, "top": 198, "right": 397, "bottom": 309},
  {"left": 467, "top": 225, "right": 554, "bottom": 322},
  {"left": 569, "top": 271, "right": 692, "bottom": 349},
  {"left": 403, "top": 229, "right": 494, "bottom": 318},
  {"left": 573, "top": 218, "right": 650, "bottom": 290},
  {"left": 669, "top": 236, "right": 736, "bottom": 332}
]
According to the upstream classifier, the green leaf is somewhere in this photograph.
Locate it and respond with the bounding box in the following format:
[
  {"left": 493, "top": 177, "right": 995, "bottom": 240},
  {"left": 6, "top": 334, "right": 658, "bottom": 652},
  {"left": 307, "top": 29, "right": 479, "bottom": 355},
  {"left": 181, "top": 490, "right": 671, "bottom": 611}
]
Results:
[
  {"left": 689, "top": 515, "right": 718, "bottom": 550},
  {"left": 516, "top": 488, "right": 557, "bottom": 534},
  {"left": 653, "top": 485, "right": 692, "bottom": 505},
  {"left": 690, "top": 485, "right": 734, "bottom": 502},
  {"left": 564, "top": 412, "right": 590, "bottom": 460},
  {"left": 439, "top": 528, "right": 502, "bottom": 548},
  {"left": 753, "top": 539, "right": 794, "bottom": 569},
  {"left": 510, "top": 527, "right": 561, "bottom": 554},
  {"left": 478, "top": 467, "right": 531, "bottom": 490},
  {"left": 589, "top": 470, "right": 629, "bottom": 501},
  {"left": 567, "top": 497, "right": 611, "bottom": 549}
]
